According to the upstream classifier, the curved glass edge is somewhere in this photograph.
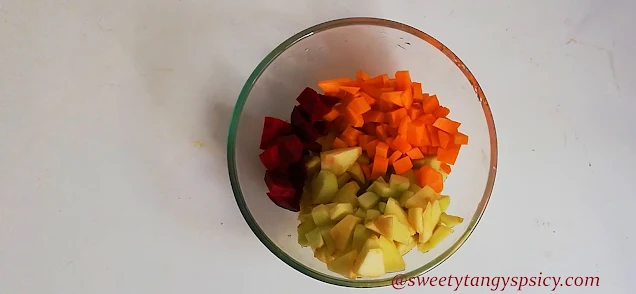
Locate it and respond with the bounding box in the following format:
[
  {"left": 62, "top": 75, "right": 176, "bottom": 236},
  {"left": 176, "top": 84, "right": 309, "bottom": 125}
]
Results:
[{"left": 227, "top": 17, "right": 498, "bottom": 288}]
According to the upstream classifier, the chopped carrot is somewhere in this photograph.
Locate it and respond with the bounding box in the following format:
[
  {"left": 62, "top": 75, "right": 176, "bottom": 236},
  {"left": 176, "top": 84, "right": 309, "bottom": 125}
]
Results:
[
  {"left": 340, "top": 86, "right": 360, "bottom": 95},
  {"left": 415, "top": 114, "right": 437, "bottom": 125},
  {"left": 433, "top": 117, "right": 461, "bottom": 134},
  {"left": 380, "top": 91, "right": 404, "bottom": 107},
  {"left": 427, "top": 147, "right": 438, "bottom": 155},
  {"left": 453, "top": 132, "right": 469, "bottom": 145},
  {"left": 440, "top": 163, "right": 452, "bottom": 174},
  {"left": 376, "top": 142, "right": 390, "bottom": 158},
  {"left": 376, "top": 124, "right": 389, "bottom": 141},
  {"left": 437, "top": 144, "right": 461, "bottom": 165},
  {"left": 361, "top": 123, "right": 377, "bottom": 135},
  {"left": 387, "top": 108, "right": 408, "bottom": 128},
  {"left": 371, "top": 155, "right": 389, "bottom": 179},
  {"left": 393, "top": 157, "right": 413, "bottom": 175},
  {"left": 341, "top": 127, "right": 363, "bottom": 146},
  {"left": 418, "top": 166, "right": 444, "bottom": 192},
  {"left": 426, "top": 125, "right": 440, "bottom": 147},
  {"left": 323, "top": 108, "right": 340, "bottom": 121},
  {"left": 388, "top": 150, "right": 402, "bottom": 164},
  {"left": 401, "top": 85, "right": 413, "bottom": 109},
  {"left": 387, "top": 79, "right": 396, "bottom": 88},
  {"left": 318, "top": 77, "right": 351, "bottom": 94},
  {"left": 394, "top": 70, "right": 412, "bottom": 91},
  {"left": 365, "top": 140, "right": 379, "bottom": 158},
  {"left": 432, "top": 106, "right": 450, "bottom": 118},
  {"left": 356, "top": 70, "right": 371, "bottom": 81},
  {"left": 406, "top": 148, "right": 424, "bottom": 160},
  {"left": 385, "top": 137, "right": 394, "bottom": 149},
  {"left": 387, "top": 126, "right": 399, "bottom": 137},
  {"left": 359, "top": 92, "right": 376, "bottom": 106},
  {"left": 412, "top": 82, "right": 423, "bottom": 100},
  {"left": 365, "top": 74, "right": 389, "bottom": 87},
  {"left": 363, "top": 110, "right": 385, "bottom": 123},
  {"left": 360, "top": 163, "right": 372, "bottom": 179},
  {"left": 398, "top": 116, "right": 411, "bottom": 135},
  {"left": 391, "top": 135, "right": 412, "bottom": 153},
  {"left": 408, "top": 107, "right": 421, "bottom": 121},
  {"left": 422, "top": 94, "right": 440, "bottom": 114},
  {"left": 331, "top": 137, "right": 348, "bottom": 149},
  {"left": 406, "top": 122, "right": 430, "bottom": 147},
  {"left": 344, "top": 106, "right": 364, "bottom": 127},
  {"left": 348, "top": 97, "right": 371, "bottom": 114},
  {"left": 358, "top": 135, "right": 371, "bottom": 150},
  {"left": 438, "top": 130, "right": 451, "bottom": 149}
]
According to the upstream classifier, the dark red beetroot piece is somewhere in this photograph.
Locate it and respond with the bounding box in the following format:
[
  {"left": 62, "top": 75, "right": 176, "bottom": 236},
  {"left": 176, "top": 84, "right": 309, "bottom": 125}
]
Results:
[
  {"left": 276, "top": 135, "right": 304, "bottom": 164},
  {"left": 265, "top": 171, "right": 301, "bottom": 212},
  {"left": 295, "top": 87, "right": 331, "bottom": 122},
  {"left": 319, "top": 94, "right": 340, "bottom": 108},
  {"left": 259, "top": 144, "right": 280, "bottom": 170},
  {"left": 290, "top": 106, "right": 322, "bottom": 142},
  {"left": 260, "top": 117, "right": 293, "bottom": 150}
]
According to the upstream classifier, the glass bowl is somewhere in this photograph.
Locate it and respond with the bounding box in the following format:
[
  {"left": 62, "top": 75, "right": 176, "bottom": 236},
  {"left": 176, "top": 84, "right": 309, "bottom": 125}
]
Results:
[{"left": 227, "top": 17, "right": 497, "bottom": 288}]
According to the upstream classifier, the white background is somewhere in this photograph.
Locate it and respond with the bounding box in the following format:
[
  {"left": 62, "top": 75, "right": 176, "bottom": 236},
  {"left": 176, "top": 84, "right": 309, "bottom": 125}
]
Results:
[{"left": 1, "top": 0, "right": 634, "bottom": 293}]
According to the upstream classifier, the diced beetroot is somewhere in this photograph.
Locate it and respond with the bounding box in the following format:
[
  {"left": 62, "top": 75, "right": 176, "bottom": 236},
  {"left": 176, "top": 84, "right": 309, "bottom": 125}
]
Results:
[
  {"left": 277, "top": 135, "right": 303, "bottom": 164},
  {"left": 291, "top": 106, "right": 321, "bottom": 142},
  {"left": 319, "top": 94, "right": 340, "bottom": 107},
  {"left": 313, "top": 120, "right": 327, "bottom": 134},
  {"left": 267, "top": 192, "right": 300, "bottom": 212},
  {"left": 259, "top": 144, "right": 280, "bottom": 170},
  {"left": 264, "top": 171, "right": 300, "bottom": 212},
  {"left": 296, "top": 87, "right": 331, "bottom": 122},
  {"left": 265, "top": 171, "right": 296, "bottom": 197},
  {"left": 288, "top": 161, "right": 307, "bottom": 191},
  {"left": 260, "top": 117, "right": 293, "bottom": 150}
]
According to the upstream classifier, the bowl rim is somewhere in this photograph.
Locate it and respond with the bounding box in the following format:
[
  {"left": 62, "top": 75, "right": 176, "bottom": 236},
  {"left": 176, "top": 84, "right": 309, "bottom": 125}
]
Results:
[{"left": 227, "top": 17, "right": 498, "bottom": 288}]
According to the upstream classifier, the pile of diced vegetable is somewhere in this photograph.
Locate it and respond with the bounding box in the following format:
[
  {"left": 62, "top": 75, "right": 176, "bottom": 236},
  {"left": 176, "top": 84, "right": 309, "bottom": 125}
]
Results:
[{"left": 258, "top": 70, "right": 468, "bottom": 279}]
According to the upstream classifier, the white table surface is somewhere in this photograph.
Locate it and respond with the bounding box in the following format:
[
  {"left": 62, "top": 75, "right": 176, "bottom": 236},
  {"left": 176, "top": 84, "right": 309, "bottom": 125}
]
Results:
[{"left": 1, "top": 0, "right": 634, "bottom": 293}]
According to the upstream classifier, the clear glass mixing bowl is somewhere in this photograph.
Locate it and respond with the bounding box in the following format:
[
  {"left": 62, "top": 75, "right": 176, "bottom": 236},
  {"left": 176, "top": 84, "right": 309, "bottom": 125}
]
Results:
[{"left": 227, "top": 17, "right": 497, "bottom": 288}]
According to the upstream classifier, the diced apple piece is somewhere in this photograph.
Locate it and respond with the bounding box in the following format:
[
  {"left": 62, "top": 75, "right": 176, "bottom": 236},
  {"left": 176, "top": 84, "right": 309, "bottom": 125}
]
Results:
[
  {"left": 402, "top": 169, "right": 418, "bottom": 186},
  {"left": 299, "top": 189, "right": 314, "bottom": 216},
  {"left": 419, "top": 201, "right": 442, "bottom": 243},
  {"left": 399, "top": 191, "right": 414, "bottom": 207},
  {"left": 374, "top": 215, "right": 411, "bottom": 244},
  {"left": 330, "top": 215, "right": 362, "bottom": 251},
  {"left": 304, "top": 156, "right": 321, "bottom": 178},
  {"left": 316, "top": 133, "right": 336, "bottom": 152},
  {"left": 408, "top": 184, "right": 421, "bottom": 193},
  {"left": 347, "top": 162, "right": 366, "bottom": 185},
  {"left": 327, "top": 250, "right": 359, "bottom": 279},
  {"left": 320, "top": 226, "right": 337, "bottom": 254},
  {"left": 365, "top": 209, "right": 382, "bottom": 222},
  {"left": 377, "top": 202, "right": 386, "bottom": 213},
  {"left": 377, "top": 235, "right": 406, "bottom": 272},
  {"left": 320, "top": 147, "right": 362, "bottom": 176},
  {"left": 329, "top": 203, "right": 354, "bottom": 222},
  {"left": 332, "top": 181, "right": 360, "bottom": 208},
  {"left": 413, "top": 156, "right": 441, "bottom": 170},
  {"left": 337, "top": 173, "right": 352, "bottom": 188},
  {"left": 418, "top": 225, "right": 454, "bottom": 252},
  {"left": 365, "top": 220, "right": 382, "bottom": 234},
  {"left": 351, "top": 224, "right": 372, "bottom": 250},
  {"left": 368, "top": 180, "right": 397, "bottom": 198},
  {"left": 395, "top": 235, "right": 417, "bottom": 255},
  {"left": 358, "top": 192, "right": 380, "bottom": 209},
  {"left": 354, "top": 208, "right": 367, "bottom": 219},
  {"left": 408, "top": 207, "right": 424, "bottom": 233},
  {"left": 384, "top": 198, "right": 416, "bottom": 235},
  {"left": 312, "top": 170, "right": 338, "bottom": 204},
  {"left": 419, "top": 203, "right": 433, "bottom": 244},
  {"left": 306, "top": 227, "right": 324, "bottom": 249},
  {"left": 314, "top": 246, "right": 333, "bottom": 263},
  {"left": 298, "top": 213, "right": 313, "bottom": 224},
  {"left": 440, "top": 213, "right": 464, "bottom": 228},
  {"left": 297, "top": 219, "right": 317, "bottom": 247},
  {"left": 389, "top": 174, "right": 410, "bottom": 192},
  {"left": 414, "top": 185, "right": 441, "bottom": 202},
  {"left": 356, "top": 153, "right": 371, "bottom": 164},
  {"left": 311, "top": 204, "right": 331, "bottom": 227},
  {"left": 438, "top": 195, "right": 450, "bottom": 212},
  {"left": 353, "top": 237, "right": 385, "bottom": 278}
]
